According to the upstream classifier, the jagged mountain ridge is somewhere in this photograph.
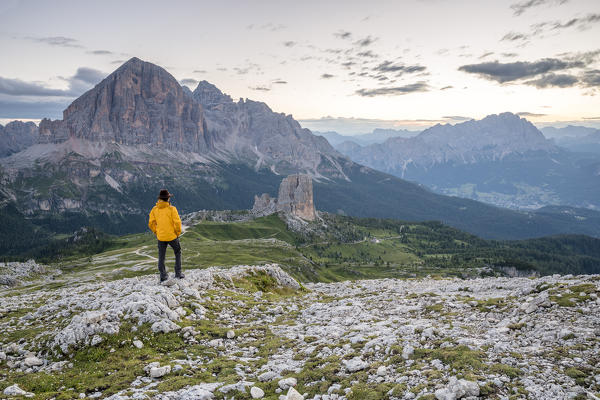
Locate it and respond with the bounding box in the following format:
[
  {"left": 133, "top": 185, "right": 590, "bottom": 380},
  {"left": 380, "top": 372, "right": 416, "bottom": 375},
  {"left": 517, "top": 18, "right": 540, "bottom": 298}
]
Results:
[
  {"left": 191, "top": 81, "right": 346, "bottom": 178},
  {"left": 0, "top": 121, "right": 38, "bottom": 157},
  {"left": 316, "top": 128, "right": 419, "bottom": 148},
  {"left": 338, "top": 113, "right": 600, "bottom": 210},
  {"left": 1, "top": 58, "right": 600, "bottom": 240},
  {"left": 342, "top": 113, "right": 556, "bottom": 173}
]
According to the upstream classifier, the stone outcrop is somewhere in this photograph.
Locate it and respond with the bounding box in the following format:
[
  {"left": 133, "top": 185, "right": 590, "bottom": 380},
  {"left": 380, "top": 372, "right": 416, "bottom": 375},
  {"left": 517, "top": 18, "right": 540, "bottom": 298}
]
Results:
[
  {"left": 38, "top": 57, "right": 211, "bottom": 153},
  {"left": 252, "top": 174, "right": 317, "bottom": 221},
  {"left": 0, "top": 121, "right": 38, "bottom": 157},
  {"left": 277, "top": 174, "right": 317, "bottom": 221}
]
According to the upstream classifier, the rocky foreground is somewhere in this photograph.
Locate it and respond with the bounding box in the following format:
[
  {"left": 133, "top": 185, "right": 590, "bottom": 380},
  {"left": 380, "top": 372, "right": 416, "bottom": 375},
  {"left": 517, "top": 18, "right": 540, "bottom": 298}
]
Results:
[{"left": 1, "top": 265, "right": 599, "bottom": 399}]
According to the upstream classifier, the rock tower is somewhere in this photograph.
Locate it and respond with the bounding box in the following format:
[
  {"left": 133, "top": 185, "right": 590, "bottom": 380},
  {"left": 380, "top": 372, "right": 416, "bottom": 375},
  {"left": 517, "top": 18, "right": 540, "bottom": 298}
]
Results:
[{"left": 252, "top": 174, "right": 317, "bottom": 221}]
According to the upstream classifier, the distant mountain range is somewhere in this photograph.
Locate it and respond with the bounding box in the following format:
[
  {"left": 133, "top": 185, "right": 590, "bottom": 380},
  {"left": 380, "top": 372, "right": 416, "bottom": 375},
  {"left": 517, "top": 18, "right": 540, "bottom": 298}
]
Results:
[
  {"left": 2, "top": 57, "right": 600, "bottom": 251},
  {"left": 541, "top": 125, "right": 600, "bottom": 154},
  {"left": 337, "top": 113, "right": 600, "bottom": 211},
  {"left": 315, "top": 128, "right": 419, "bottom": 147}
]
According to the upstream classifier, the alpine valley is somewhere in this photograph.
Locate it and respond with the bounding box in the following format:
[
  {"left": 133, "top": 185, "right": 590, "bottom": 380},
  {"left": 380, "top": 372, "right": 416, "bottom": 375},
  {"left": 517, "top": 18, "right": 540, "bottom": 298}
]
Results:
[{"left": 2, "top": 58, "right": 600, "bottom": 259}]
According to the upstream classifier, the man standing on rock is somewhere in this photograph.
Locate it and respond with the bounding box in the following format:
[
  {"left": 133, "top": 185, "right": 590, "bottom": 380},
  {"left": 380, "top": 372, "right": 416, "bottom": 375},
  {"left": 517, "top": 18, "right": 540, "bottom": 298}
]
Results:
[{"left": 148, "top": 189, "right": 184, "bottom": 282}]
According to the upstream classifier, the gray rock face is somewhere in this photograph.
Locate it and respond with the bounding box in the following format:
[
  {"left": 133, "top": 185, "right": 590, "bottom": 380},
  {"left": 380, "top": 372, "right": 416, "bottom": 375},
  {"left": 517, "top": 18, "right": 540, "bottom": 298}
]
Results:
[
  {"left": 342, "top": 112, "right": 555, "bottom": 172},
  {"left": 193, "top": 80, "right": 233, "bottom": 106},
  {"left": 38, "top": 57, "right": 212, "bottom": 153},
  {"left": 252, "top": 193, "right": 277, "bottom": 215},
  {"left": 252, "top": 175, "right": 317, "bottom": 221},
  {"left": 0, "top": 121, "right": 38, "bottom": 157},
  {"left": 192, "top": 82, "right": 345, "bottom": 176},
  {"left": 277, "top": 175, "right": 316, "bottom": 221}
]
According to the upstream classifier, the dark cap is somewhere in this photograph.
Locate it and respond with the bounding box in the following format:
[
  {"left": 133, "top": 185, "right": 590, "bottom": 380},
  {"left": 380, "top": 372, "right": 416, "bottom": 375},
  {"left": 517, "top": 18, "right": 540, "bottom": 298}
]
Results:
[{"left": 158, "top": 189, "right": 172, "bottom": 201}]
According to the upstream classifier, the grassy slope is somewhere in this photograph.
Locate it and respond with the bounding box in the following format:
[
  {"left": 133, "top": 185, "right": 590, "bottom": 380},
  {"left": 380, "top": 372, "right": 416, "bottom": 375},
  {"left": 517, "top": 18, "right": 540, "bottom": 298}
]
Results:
[{"left": 33, "top": 213, "right": 600, "bottom": 293}]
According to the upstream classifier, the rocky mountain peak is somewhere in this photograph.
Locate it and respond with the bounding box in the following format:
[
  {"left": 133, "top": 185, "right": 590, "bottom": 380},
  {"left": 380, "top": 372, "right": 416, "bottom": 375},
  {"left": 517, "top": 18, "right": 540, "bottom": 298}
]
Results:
[
  {"left": 413, "top": 112, "right": 551, "bottom": 153},
  {"left": 0, "top": 121, "right": 39, "bottom": 157},
  {"left": 192, "top": 80, "right": 233, "bottom": 107},
  {"left": 38, "top": 57, "right": 212, "bottom": 153}
]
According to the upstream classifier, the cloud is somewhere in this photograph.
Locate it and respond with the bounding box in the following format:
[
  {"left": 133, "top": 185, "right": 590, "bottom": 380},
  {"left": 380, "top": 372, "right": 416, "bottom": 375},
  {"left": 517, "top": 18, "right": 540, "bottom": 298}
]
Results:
[
  {"left": 525, "top": 73, "right": 578, "bottom": 88},
  {"left": 246, "top": 23, "right": 286, "bottom": 31},
  {"left": 0, "top": 67, "right": 105, "bottom": 98},
  {"left": 501, "top": 32, "right": 530, "bottom": 42},
  {"left": 458, "top": 58, "right": 583, "bottom": 83},
  {"left": 517, "top": 112, "right": 547, "bottom": 117},
  {"left": 502, "top": 52, "right": 519, "bottom": 58},
  {"left": 193, "top": 69, "right": 207, "bottom": 74},
  {"left": 88, "top": 50, "right": 113, "bottom": 55},
  {"left": 333, "top": 30, "right": 352, "bottom": 40},
  {"left": 581, "top": 70, "right": 600, "bottom": 87},
  {"left": 180, "top": 78, "right": 199, "bottom": 87},
  {"left": 442, "top": 116, "right": 472, "bottom": 121},
  {"left": 283, "top": 41, "right": 296, "bottom": 47},
  {"left": 111, "top": 59, "right": 126, "bottom": 64},
  {"left": 26, "top": 36, "right": 82, "bottom": 48},
  {"left": 71, "top": 67, "right": 105, "bottom": 85},
  {"left": 0, "top": 98, "right": 68, "bottom": 119},
  {"left": 374, "top": 61, "right": 426, "bottom": 75},
  {"left": 440, "top": 85, "right": 453, "bottom": 90},
  {"left": 503, "top": 14, "right": 600, "bottom": 43},
  {"left": 0, "top": 77, "right": 76, "bottom": 97},
  {"left": 354, "top": 35, "right": 377, "bottom": 47},
  {"left": 357, "top": 50, "right": 378, "bottom": 58},
  {"left": 510, "top": 0, "right": 568, "bottom": 16},
  {"left": 355, "top": 82, "right": 429, "bottom": 97},
  {"left": 321, "top": 73, "right": 335, "bottom": 79},
  {"left": 272, "top": 80, "right": 288, "bottom": 84},
  {"left": 233, "top": 62, "right": 261, "bottom": 75},
  {"left": 537, "top": 13, "right": 600, "bottom": 31},
  {"left": 248, "top": 86, "right": 270, "bottom": 91},
  {"left": 479, "top": 52, "right": 494, "bottom": 59}
]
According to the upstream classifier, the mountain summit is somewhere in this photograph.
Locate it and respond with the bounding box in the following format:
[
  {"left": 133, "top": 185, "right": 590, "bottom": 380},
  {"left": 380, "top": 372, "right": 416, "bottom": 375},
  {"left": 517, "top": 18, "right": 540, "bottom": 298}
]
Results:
[
  {"left": 39, "top": 57, "right": 212, "bottom": 153},
  {"left": 341, "top": 112, "right": 555, "bottom": 173}
]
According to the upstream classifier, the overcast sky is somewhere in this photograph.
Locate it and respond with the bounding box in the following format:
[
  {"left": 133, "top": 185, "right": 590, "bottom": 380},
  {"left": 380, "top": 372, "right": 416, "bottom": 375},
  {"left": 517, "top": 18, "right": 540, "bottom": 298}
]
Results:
[{"left": 0, "top": 0, "right": 599, "bottom": 133}]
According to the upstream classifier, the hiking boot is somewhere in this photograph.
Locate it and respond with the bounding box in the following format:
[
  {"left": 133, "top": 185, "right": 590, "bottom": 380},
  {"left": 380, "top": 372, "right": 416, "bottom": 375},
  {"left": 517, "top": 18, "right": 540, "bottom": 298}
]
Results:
[
  {"left": 176, "top": 273, "right": 185, "bottom": 279},
  {"left": 159, "top": 275, "right": 168, "bottom": 283}
]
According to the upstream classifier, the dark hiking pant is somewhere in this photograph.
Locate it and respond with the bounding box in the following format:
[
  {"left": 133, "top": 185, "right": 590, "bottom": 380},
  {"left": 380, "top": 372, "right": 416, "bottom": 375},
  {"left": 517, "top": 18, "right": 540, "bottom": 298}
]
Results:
[{"left": 157, "top": 238, "right": 182, "bottom": 280}]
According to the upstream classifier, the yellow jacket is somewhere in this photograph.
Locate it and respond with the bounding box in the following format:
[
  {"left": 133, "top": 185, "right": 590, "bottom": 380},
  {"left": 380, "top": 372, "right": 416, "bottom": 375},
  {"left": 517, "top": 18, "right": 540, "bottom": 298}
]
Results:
[{"left": 148, "top": 200, "right": 182, "bottom": 241}]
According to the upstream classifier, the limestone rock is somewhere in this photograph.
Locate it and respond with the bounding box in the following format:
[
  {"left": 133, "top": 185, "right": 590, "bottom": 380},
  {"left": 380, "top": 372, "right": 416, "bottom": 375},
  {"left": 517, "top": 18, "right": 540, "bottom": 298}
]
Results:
[
  {"left": 192, "top": 82, "right": 344, "bottom": 177},
  {"left": 277, "top": 175, "right": 317, "bottom": 221},
  {"left": 250, "top": 386, "right": 265, "bottom": 398},
  {"left": 39, "top": 57, "right": 212, "bottom": 153},
  {"left": 132, "top": 340, "right": 144, "bottom": 349},
  {"left": 3, "top": 384, "right": 33, "bottom": 397},
  {"left": 252, "top": 193, "right": 277, "bottom": 215},
  {"left": 0, "top": 121, "right": 38, "bottom": 157},
  {"left": 435, "top": 377, "right": 479, "bottom": 400},
  {"left": 285, "top": 387, "right": 304, "bottom": 400},
  {"left": 253, "top": 174, "right": 317, "bottom": 221},
  {"left": 344, "top": 357, "right": 368, "bottom": 372},
  {"left": 149, "top": 365, "right": 171, "bottom": 378},
  {"left": 278, "top": 377, "right": 297, "bottom": 390},
  {"left": 258, "top": 370, "right": 279, "bottom": 382},
  {"left": 23, "top": 356, "right": 43, "bottom": 367}
]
